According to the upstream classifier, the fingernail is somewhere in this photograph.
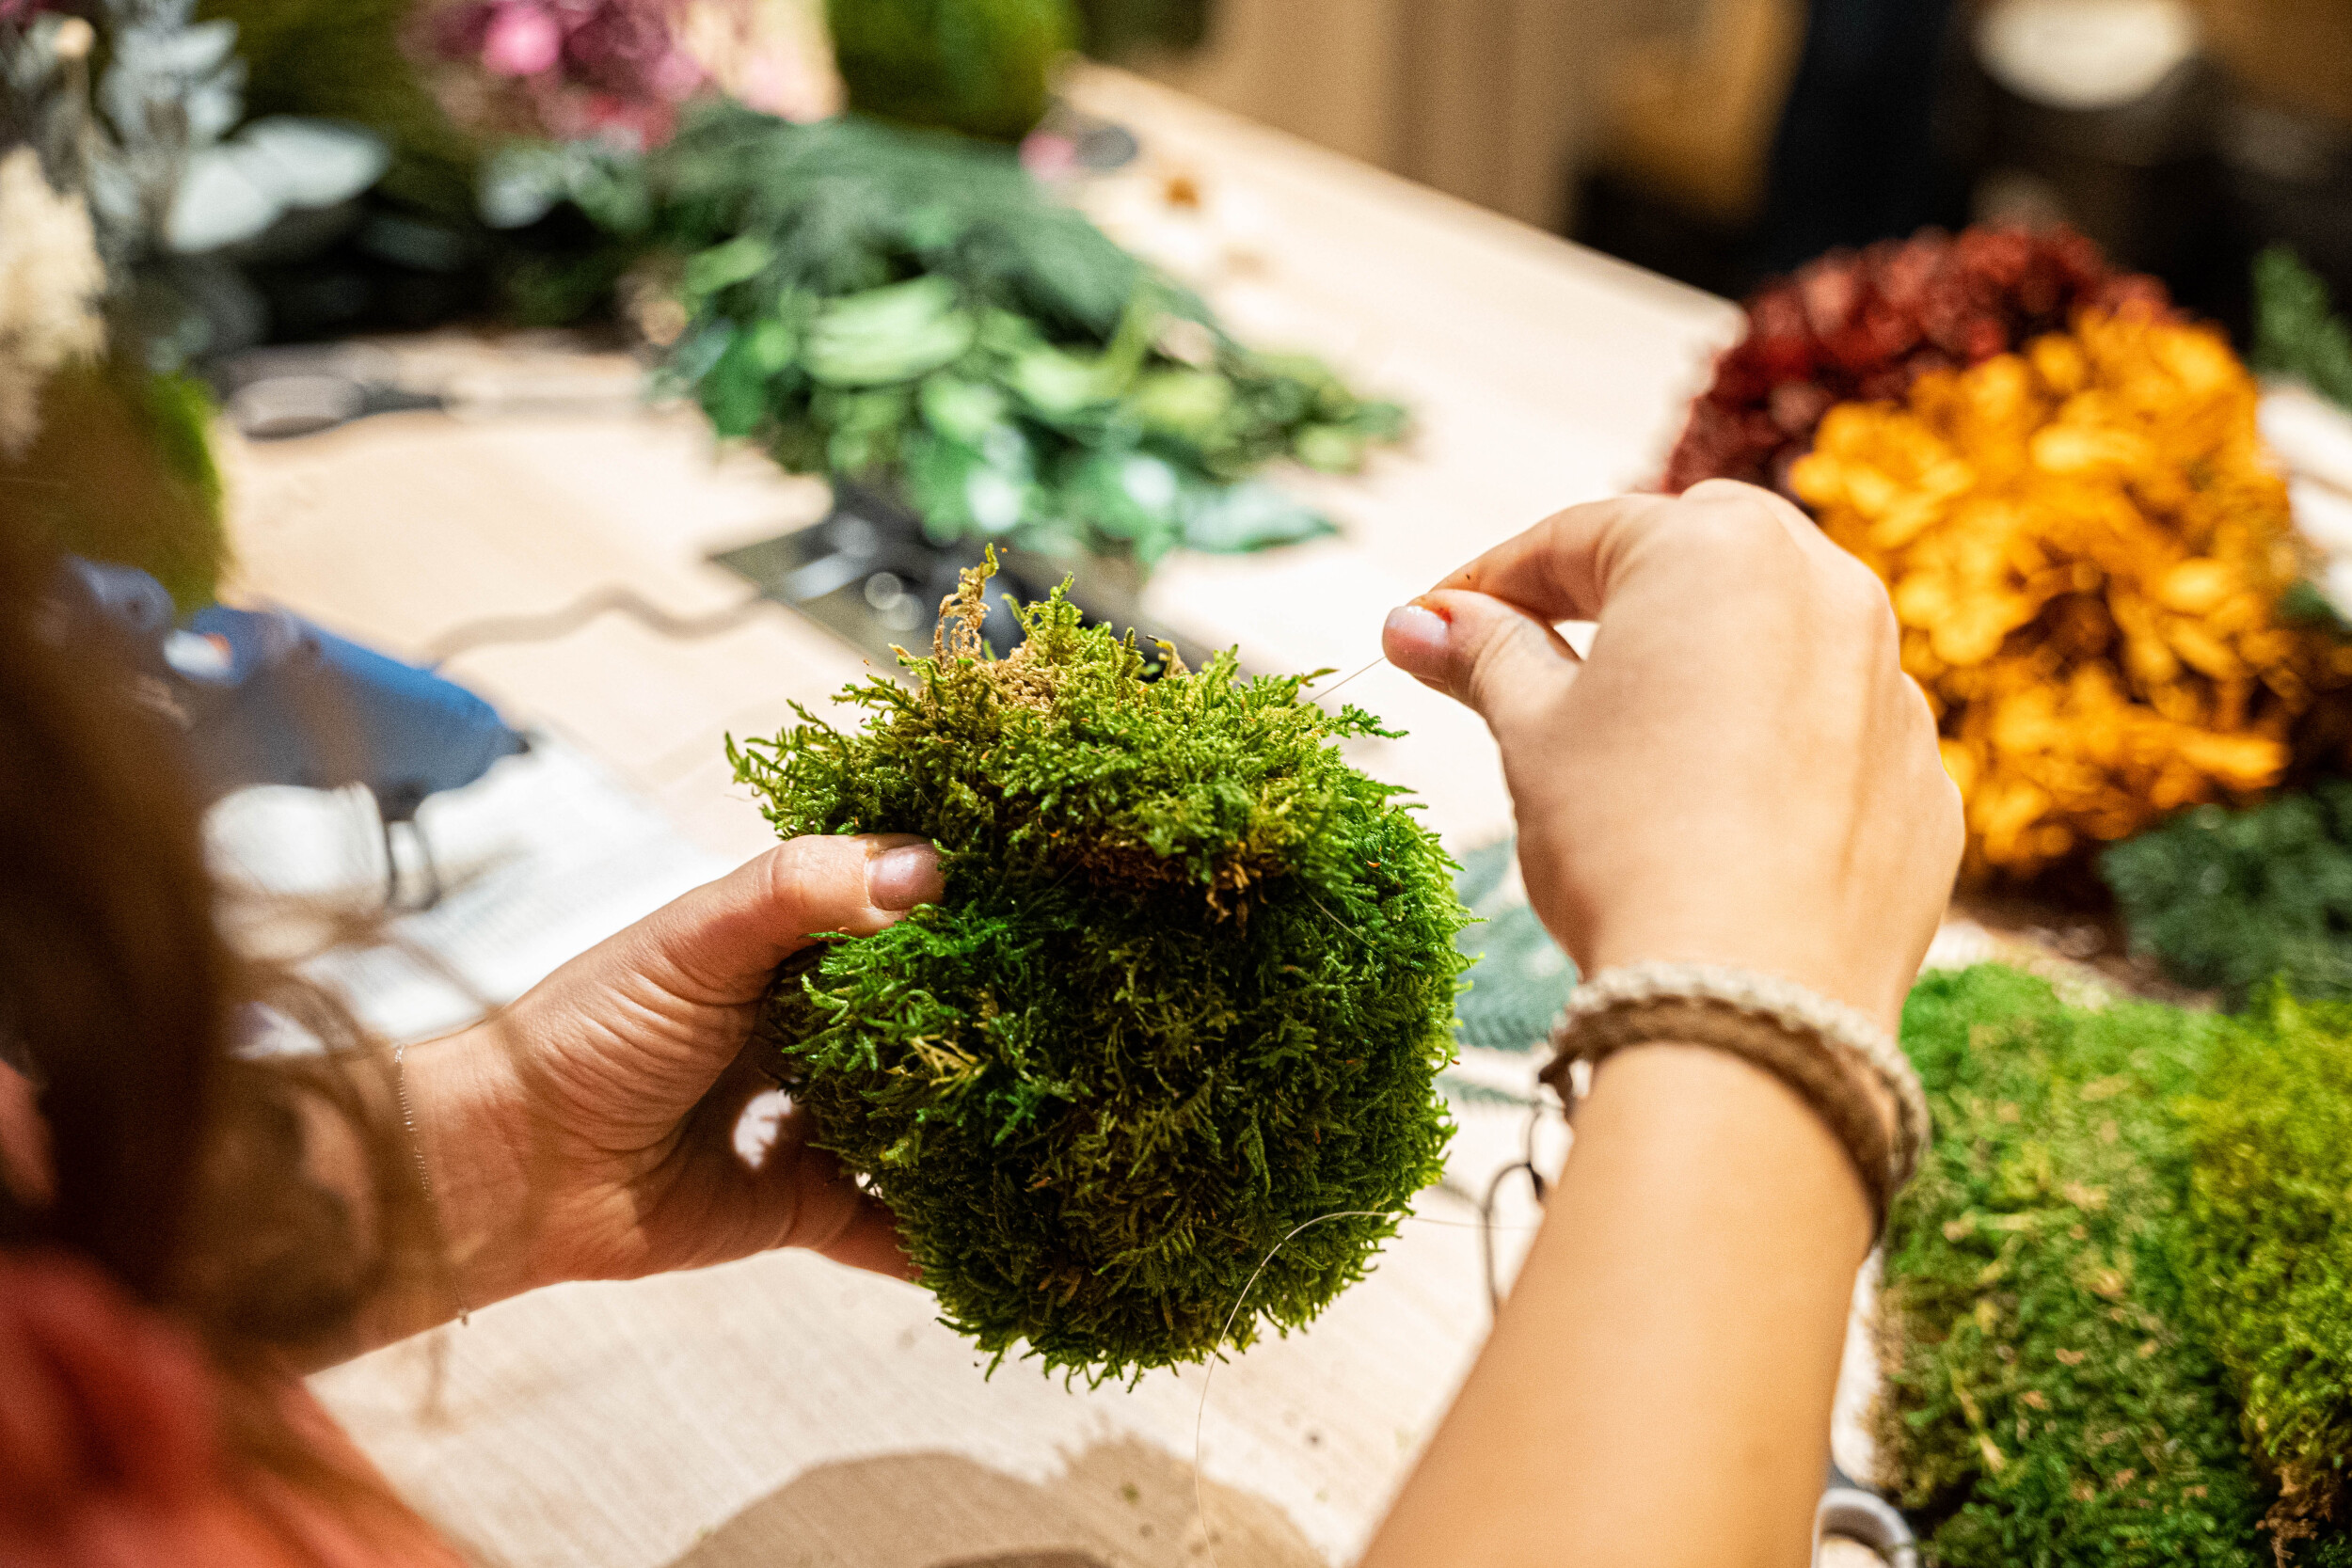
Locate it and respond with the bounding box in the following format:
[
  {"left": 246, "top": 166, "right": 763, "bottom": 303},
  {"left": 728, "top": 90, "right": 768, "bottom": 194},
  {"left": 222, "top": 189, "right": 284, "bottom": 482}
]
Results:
[
  {"left": 866, "top": 844, "right": 942, "bottom": 911},
  {"left": 1382, "top": 602, "right": 1450, "bottom": 671}
]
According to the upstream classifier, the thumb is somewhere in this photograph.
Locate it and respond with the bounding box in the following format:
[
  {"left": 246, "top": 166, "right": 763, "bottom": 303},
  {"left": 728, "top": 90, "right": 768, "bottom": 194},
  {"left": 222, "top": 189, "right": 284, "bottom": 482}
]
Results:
[
  {"left": 1382, "top": 590, "right": 1581, "bottom": 734},
  {"left": 613, "top": 833, "right": 945, "bottom": 1010}
]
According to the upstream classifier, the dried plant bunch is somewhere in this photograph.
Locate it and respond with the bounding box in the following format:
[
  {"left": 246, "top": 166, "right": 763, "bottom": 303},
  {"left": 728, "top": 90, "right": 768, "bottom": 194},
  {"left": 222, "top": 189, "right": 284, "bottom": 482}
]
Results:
[
  {"left": 730, "top": 559, "right": 1468, "bottom": 1382},
  {"left": 1794, "top": 311, "right": 2352, "bottom": 879},
  {"left": 1663, "top": 224, "right": 2169, "bottom": 498}
]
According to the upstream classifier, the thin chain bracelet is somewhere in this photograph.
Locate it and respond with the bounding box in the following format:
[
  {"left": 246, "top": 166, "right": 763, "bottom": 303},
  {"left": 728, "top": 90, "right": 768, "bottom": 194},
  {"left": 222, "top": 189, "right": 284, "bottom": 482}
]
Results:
[{"left": 392, "top": 1039, "right": 471, "bottom": 1326}]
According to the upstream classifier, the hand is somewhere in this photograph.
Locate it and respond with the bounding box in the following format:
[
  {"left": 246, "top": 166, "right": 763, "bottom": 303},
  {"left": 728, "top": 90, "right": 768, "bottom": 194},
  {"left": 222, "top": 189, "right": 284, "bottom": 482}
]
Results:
[
  {"left": 1381, "top": 480, "right": 1961, "bottom": 1030},
  {"left": 404, "top": 834, "right": 943, "bottom": 1319}
]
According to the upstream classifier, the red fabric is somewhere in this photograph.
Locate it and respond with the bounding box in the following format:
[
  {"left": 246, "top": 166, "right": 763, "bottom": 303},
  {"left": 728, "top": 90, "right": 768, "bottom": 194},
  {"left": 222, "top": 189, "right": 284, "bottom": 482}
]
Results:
[{"left": 0, "top": 1253, "right": 460, "bottom": 1568}]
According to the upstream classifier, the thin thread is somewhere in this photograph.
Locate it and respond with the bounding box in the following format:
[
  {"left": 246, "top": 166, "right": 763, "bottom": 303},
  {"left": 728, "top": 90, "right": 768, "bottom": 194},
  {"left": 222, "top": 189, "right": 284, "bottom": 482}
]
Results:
[
  {"left": 392, "top": 1040, "right": 471, "bottom": 1326},
  {"left": 1307, "top": 653, "right": 1388, "bottom": 706},
  {"left": 1191, "top": 1206, "right": 1547, "bottom": 1568}
]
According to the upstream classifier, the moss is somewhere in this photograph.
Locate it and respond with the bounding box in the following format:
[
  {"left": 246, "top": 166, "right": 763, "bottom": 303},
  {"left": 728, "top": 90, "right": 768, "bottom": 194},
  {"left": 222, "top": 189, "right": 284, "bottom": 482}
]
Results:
[
  {"left": 1880, "top": 966, "right": 2270, "bottom": 1567},
  {"left": 0, "top": 361, "right": 227, "bottom": 613},
  {"left": 2102, "top": 786, "right": 2352, "bottom": 1006},
  {"left": 2180, "top": 994, "right": 2352, "bottom": 1539},
  {"left": 827, "top": 0, "right": 1076, "bottom": 144},
  {"left": 731, "top": 559, "right": 1468, "bottom": 1382}
]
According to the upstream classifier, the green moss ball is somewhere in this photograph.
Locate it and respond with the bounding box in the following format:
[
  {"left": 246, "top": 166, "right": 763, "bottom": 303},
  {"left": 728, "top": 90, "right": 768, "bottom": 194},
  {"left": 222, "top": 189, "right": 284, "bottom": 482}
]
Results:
[
  {"left": 827, "top": 0, "right": 1075, "bottom": 144},
  {"left": 731, "top": 562, "right": 1467, "bottom": 1382}
]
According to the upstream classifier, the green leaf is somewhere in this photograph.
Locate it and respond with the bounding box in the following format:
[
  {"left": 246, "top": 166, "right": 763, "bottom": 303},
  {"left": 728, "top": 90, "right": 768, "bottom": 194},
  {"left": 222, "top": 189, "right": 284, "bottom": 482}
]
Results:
[
  {"left": 917, "top": 374, "right": 1011, "bottom": 446},
  {"left": 699, "top": 328, "right": 773, "bottom": 439},
  {"left": 1182, "top": 480, "right": 1333, "bottom": 552},
  {"left": 683, "top": 234, "right": 776, "bottom": 299},
  {"left": 803, "top": 276, "right": 976, "bottom": 387},
  {"left": 1292, "top": 424, "right": 1363, "bottom": 473},
  {"left": 1129, "top": 368, "right": 1233, "bottom": 442},
  {"left": 905, "top": 427, "right": 1037, "bottom": 540}
]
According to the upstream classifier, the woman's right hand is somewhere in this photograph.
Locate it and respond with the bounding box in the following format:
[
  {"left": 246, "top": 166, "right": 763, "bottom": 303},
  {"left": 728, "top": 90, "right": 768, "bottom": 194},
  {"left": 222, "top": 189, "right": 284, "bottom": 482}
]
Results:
[
  {"left": 1381, "top": 478, "right": 1963, "bottom": 1032},
  {"left": 1360, "top": 484, "right": 1962, "bottom": 1568}
]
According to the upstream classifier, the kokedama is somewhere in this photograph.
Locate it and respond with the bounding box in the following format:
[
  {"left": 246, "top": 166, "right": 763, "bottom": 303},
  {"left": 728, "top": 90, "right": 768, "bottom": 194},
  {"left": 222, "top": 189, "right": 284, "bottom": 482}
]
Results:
[{"left": 731, "top": 562, "right": 1468, "bottom": 1381}]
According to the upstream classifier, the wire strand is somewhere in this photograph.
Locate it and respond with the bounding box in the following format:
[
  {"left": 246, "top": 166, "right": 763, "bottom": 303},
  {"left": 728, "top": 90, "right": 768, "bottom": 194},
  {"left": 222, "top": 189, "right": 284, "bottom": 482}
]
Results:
[
  {"left": 1192, "top": 1206, "right": 1548, "bottom": 1568},
  {"left": 422, "top": 584, "right": 773, "bottom": 667},
  {"left": 1307, "top": 653, "right": 1389, "bottom": 706}
]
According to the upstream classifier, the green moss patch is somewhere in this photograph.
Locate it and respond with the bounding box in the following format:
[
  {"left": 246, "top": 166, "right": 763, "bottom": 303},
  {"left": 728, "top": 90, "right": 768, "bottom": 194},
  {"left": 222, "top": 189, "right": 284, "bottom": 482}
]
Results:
[
  {"left": 2182, "top": 993, "right": 2352, "bottom": 1543},
  {"left": 1881, "top": 966, "right": 2269, "bottom": 1567}
]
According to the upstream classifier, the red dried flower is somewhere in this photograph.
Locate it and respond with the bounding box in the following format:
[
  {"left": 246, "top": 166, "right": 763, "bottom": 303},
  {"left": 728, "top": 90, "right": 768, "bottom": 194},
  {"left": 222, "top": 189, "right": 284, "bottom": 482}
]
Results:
[{"left": 1661, "top": 226, "right": 2173, "bottom": 498}]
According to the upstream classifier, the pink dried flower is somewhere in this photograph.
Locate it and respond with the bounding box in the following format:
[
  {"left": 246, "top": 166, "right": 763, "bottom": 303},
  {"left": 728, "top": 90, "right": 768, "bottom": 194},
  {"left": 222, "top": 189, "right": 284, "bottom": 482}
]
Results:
[
  {"left": 481, "top": 3, "right": 563, "bottom": 76},
  {"left": 415, "top": 0, "right": 710, "bottom": 148}
]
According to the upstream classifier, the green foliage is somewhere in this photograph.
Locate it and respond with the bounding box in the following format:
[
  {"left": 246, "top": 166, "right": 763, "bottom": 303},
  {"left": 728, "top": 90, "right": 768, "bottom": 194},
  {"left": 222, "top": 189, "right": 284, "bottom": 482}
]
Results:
[
  {"left": 2254, "top": 246, "right": 2352, "bottom": 414},
  {"left": 1880, "top": 966, "right": 2270, "bottom": 1568},
  {"left": 620, "top": 103, "right": 1406, "bottom": 564},
  {"left": 1449, "top": 836, "right": 1575, "bottom": 1053},
  {"left": 0, "top": 360, "right": 226, "bottom": 612},
  {"left": 731, "top": 560, "right": 1468, "bottom": 1382},
  {"left": 829, "top": 0, "right": 1075, "bottom": 143},
  {"left": 2180, "top": 993, "right": 2352, "bottom": 1534},
  {"left": 2102, "top": 785, "right": 2352, "bottom": 1005}
]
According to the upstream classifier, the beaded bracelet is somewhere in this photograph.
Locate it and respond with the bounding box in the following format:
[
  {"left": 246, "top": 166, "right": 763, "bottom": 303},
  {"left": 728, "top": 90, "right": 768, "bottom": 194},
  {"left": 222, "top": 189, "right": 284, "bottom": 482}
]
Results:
[{"left": 1539, "top": 963, "right": 1931, "bottom": 1233}]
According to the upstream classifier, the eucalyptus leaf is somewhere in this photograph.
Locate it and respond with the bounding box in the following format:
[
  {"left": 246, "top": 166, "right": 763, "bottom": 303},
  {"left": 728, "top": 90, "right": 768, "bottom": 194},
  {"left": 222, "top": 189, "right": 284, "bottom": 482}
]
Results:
[
  {"left": 166, "top": 147, "right": 278, "bottom": 253},
  {"left": 479, "top": 144, "right": 571, "bottom": 230},
  {"left": 232, "top": 119, "right": 389, "bottom": 209},
  {"left": 165, "top": 119, "right": 388, "bottom": 254}
]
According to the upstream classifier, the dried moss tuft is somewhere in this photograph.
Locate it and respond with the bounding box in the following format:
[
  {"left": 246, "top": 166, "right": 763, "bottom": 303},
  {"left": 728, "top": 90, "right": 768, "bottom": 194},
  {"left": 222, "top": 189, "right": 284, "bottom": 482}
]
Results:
[{"left": 730, "top": 558, "right": 1468, "bottom": 1382}]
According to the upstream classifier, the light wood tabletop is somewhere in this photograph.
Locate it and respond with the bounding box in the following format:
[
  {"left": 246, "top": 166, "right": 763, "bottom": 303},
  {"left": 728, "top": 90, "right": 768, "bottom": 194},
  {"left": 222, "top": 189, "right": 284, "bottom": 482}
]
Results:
[{"left": 258, "top": 66, "right": 1746, "bottom": 1568}]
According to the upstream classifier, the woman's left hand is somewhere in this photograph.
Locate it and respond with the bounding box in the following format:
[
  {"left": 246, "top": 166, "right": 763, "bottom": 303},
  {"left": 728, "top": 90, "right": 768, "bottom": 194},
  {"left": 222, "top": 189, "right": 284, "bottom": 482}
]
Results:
[{"left": 398, "top": 834, "right": 941, "bottom": 1325}]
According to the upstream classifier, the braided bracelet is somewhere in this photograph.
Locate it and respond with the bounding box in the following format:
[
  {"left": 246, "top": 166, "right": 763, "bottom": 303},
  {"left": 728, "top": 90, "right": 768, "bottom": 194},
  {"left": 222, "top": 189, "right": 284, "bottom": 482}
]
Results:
[{"left": 1539, "top": 963, "right": 1931, "bottom": 1233}]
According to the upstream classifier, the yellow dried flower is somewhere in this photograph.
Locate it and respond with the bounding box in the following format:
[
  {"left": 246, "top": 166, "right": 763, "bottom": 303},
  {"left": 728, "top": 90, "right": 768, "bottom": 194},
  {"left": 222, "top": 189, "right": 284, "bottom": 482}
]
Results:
[{"left": 1792, "top": 312, "right": 2352, "bottom": 879}]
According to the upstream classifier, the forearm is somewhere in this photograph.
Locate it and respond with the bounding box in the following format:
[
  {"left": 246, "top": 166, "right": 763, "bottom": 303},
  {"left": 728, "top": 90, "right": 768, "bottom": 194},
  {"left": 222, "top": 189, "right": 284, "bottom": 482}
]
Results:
[{"left": 1360, "top": 1044, "right": 1871, "bottom": 1568}]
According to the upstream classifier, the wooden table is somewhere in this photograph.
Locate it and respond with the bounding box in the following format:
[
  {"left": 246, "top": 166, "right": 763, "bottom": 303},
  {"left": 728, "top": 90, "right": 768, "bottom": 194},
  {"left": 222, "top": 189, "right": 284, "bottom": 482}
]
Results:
[{"left": 260, "top": 67, "right": 1745, "bottom": 1568}]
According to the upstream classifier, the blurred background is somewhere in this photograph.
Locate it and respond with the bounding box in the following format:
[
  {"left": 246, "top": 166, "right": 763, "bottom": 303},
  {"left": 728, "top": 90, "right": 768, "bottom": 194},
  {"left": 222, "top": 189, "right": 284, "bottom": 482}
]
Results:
[{"left": 1137, "top": 0, "right": 2351, "bottom": 329}]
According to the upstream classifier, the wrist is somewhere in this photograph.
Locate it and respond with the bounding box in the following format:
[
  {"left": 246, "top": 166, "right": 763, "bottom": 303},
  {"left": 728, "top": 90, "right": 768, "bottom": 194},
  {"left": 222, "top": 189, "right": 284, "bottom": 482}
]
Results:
[
  {"left": 1582, "top": 924, "right": 1909, "bottom": 1036},
  {"left": 399, "top": 1024, "right": 552, "bottom": 1311}
]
